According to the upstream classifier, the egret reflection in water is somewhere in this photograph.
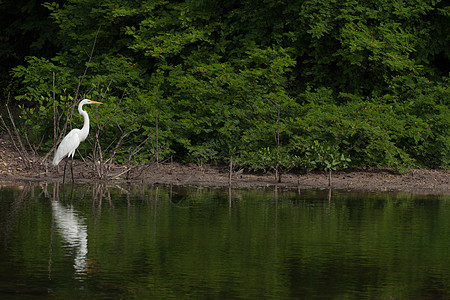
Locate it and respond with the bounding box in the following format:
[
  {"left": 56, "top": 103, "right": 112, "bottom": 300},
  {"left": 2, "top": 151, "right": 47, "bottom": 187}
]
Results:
[
  {"left": 51, "top": 200, "right": 88, "bottom": 279},
  {"left": 1, "top": 184, "right": 450, "bottom": 299}
]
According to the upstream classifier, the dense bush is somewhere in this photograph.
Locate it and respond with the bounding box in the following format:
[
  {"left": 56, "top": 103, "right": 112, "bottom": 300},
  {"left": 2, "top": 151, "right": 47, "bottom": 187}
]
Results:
[{"left": 1, "top": 0, "right": 449, "bottom": 172}]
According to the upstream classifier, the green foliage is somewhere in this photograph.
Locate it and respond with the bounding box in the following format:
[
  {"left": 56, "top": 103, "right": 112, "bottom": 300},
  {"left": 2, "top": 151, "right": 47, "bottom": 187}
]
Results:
[
  {"left": 307, "top": 140, "right": 351, "bottom": 173},
  {"left": 236, "top": 147, "right": 297, "bottom": 175},
  {"left": 2, "top": 0, "right": 449, "bottom": 171}
]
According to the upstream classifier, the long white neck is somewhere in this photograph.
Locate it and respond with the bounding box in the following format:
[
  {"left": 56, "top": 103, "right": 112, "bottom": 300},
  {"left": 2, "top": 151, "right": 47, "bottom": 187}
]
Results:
[{"left": 78, "top": 102, "right": 90, "bottom": 142}]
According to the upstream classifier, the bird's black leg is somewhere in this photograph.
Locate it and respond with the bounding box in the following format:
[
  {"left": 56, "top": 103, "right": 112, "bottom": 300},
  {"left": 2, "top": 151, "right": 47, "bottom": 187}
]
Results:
[
  {"left": 70, "top": 156, "right": 74, "bottom": 184},
  {"left": 63, "top": 157, "right": 69, "bottom": 185}
]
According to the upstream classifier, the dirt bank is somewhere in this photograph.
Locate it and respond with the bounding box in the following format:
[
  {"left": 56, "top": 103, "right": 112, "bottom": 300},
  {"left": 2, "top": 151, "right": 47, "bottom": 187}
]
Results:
[{"left": 1, "top": 138, "right": 448, "bottom": 194}]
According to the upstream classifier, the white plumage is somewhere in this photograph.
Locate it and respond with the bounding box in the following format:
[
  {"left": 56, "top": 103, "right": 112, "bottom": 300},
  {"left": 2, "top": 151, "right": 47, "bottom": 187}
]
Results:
[
  {"left": 52, "top": 99, "right": 102, "bottom": 182},
  {"left": 53, "top": 129, "right": 83, "bottom": 166}
]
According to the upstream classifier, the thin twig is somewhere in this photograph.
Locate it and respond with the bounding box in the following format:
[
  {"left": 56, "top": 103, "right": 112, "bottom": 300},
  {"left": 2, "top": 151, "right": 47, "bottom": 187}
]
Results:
[
  {"left": 53, "top": 72, "right": 56, "bottom": 148},
  {"left": 2, "top": 99, "right": 32, "bottom": 168},
  {"left": 52, "top": 27, "right": 102, "bottom": 157}
]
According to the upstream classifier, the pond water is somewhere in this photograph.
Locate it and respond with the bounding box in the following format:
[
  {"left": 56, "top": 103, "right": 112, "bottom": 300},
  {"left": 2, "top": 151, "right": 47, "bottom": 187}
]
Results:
[{"left": 0, "top": 183, "right": 450, "bottom": 299}]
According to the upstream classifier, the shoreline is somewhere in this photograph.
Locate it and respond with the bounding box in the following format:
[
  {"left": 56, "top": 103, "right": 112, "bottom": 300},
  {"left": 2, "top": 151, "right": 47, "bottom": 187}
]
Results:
[
  {"left": 1, "top": 137, "right": 449, "bottom": 195},
  {"left": 0, "top": 162, "right": 448, "bottom": 195}
]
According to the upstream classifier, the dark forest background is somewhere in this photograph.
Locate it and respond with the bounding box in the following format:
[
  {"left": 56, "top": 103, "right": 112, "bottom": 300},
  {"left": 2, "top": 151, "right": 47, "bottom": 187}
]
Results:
[{"left": 1, "top": 0, "right": 448, "bottom": 175}]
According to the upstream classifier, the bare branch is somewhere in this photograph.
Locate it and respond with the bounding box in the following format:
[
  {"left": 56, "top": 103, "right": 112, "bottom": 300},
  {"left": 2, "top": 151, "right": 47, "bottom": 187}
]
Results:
[
  {"left": 45, "top": 27, "right": 102, "bottom": 165},
  {"left": 1, "top": 98, "right": 32, "bottom": 168},
  {"left": 53, "top": 72, "right": 56, "bottom": 148},
  {"left": 59, "top": 28, "right": 101, "bottom": 145}
]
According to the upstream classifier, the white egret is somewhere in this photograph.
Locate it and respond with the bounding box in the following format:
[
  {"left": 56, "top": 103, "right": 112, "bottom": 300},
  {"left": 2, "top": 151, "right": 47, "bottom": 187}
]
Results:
[{"left": 52, "top": 99, "right": 103, "bottom": 183}]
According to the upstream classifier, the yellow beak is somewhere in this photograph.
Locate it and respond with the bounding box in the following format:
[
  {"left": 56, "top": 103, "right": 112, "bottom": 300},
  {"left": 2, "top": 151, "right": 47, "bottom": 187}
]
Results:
[{"left": 88, "top": 100, "right": 103, "bottom": 105}]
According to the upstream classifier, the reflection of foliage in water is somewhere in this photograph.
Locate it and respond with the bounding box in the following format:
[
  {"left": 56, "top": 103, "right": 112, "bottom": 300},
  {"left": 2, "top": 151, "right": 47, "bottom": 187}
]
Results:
[{"left": 0, "top": 184, "right": 450, "bottom": 298}]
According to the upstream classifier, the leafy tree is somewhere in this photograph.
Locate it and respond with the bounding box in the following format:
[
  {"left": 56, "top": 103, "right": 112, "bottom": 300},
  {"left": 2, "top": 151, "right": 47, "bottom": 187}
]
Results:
[{"left": 2, "top": 0, "right": 449, "bottom": 172}]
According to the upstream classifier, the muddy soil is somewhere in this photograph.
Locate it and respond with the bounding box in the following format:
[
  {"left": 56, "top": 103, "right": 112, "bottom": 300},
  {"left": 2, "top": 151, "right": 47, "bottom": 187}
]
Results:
[{"left": 1, "top": 138, "right": 448, "bottom": 195}]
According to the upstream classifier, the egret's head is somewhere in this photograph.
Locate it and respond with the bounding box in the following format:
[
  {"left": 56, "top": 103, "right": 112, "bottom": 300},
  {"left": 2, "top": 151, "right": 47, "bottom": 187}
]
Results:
[{"left": 81, "top": 99, "right": 103, "bottom": 105}]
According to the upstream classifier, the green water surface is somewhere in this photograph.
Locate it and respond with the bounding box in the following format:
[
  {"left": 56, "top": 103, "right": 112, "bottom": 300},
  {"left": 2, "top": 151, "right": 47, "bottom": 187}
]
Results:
[{"left": 0, "top": 184, "right": 449, "bottom": 299}]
